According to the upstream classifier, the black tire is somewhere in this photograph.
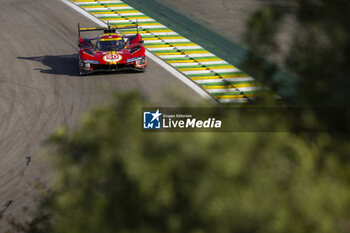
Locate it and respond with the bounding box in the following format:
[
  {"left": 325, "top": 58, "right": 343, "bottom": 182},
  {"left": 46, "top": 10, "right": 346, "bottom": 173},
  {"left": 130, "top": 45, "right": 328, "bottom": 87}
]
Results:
[{"left": 79, "top": 67, "right": 88, "bottom": 76}]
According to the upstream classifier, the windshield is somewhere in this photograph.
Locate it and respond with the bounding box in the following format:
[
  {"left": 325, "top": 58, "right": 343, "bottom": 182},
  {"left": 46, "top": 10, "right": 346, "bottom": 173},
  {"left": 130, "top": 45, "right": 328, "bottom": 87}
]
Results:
[{"left": 97, "top": 40, "right": 124, "bottom": 51}]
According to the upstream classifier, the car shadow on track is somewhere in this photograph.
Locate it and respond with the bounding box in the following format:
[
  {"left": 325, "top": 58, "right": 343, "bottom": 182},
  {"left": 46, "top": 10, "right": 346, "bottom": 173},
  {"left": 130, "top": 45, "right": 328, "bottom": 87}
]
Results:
[
  {"left": 18, "top": 54, "right": 80, "bottom": 76},
  {"left": 17, "top": 54, "right": 144, "bottom": 77}
]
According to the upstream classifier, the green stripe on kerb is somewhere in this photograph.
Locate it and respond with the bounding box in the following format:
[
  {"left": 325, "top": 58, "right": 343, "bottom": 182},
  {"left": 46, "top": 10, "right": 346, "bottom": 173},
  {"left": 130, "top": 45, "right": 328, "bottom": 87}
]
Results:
[
  {"left": 77, "top": 4, "right": 101, "bottom": 6},
  {"left": 211, "top": 91, "right": 256, "bottom": 96},
  {"left": 100, "top": 3, "right": 129, "bottom": 6},
  {"left": 87, "top": 10, "right": 113, "bottom": 12},
  {"left": 72, "top": 0, "right": 269, "bottom": 106},
  {"left": 211, "top": 92, "right": 243, "bottom": 96}
]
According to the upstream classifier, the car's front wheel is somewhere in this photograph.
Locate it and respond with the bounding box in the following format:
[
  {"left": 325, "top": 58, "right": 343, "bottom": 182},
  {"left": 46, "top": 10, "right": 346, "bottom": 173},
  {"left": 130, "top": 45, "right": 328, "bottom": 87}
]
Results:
[{"left": 78, "top": 58, "right": 87, "bottom": 76}]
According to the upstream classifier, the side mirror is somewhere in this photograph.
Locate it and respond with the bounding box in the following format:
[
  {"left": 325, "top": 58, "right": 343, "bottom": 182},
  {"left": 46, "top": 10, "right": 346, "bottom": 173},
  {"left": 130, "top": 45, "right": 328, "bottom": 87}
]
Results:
[{"left": 139, "top": 40, "right": 144, "bottom": 44}]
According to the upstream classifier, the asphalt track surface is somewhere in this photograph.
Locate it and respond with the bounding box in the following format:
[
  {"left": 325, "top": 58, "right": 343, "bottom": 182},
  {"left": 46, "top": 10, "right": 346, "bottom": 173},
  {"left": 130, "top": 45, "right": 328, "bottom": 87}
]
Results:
[{"left": 0, "top": 0, "right": 204, "bottom": 228}]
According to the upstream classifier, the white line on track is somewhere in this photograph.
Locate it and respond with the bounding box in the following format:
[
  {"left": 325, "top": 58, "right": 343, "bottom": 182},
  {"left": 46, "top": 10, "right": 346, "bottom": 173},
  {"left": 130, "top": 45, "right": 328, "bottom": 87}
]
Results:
[
  {"left": 144, "top": 39, "right": 191, "bottom": 44},
  {"left": 107, "top": 19, "right": 156, "bottom": 23},
  {"left": 107, "top": 7, "right": 135, "bottom": 10},
  {"left": 115, "top": 13, "right": 145, "bottom": 16},
  {"left": 195, "top": 77, "right": 255, "bottom": 83},
  {"left": 91, "top": 12, "right": 146, "bottom": 16},
  {"left": 84, "top": 8, "right": 110, "bottom": 11},
  {"left": 75, "top": 1, "right": 123, "bottom": 4},
  {"left": 148, "top": 46, "right": 203, "bottom": 51},
  {"left": 171, "top": 61, "right": 229, "bottom": 66},
  {"left": 206, "top": 88, "right": 242, "bottom": 93},
  {"left": 219, "top": 98, "right": 250, "bottom": 103},
  {"left": 128, "top": 32, "right": 178, "bottom": 36},
  {"left": 173, "top": 46, "right": 204, "bottom": 50},
  {"left": 61, "top": 0, "right": 215, "bottom": 102},
  {"left": 182, "top": 68, "right": 239, "bottom": 75},
  {"left": 138, "top": 25, "right": 168, "bottom": 29},
  {"left": 236, "top": 86, "right": 261, "bottom": 91},
  {"left": 158, "top": 54, "right": 216, "bottom": 59},
  {"left": 182, "top": 69, "right": 239, "bottom": 75}
]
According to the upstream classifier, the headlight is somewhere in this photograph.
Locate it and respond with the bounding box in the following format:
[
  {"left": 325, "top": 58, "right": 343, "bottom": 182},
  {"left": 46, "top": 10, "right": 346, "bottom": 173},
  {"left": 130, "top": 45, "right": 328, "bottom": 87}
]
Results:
[{"left": 136, "top": 56, "right": 145, "bottom": 65}]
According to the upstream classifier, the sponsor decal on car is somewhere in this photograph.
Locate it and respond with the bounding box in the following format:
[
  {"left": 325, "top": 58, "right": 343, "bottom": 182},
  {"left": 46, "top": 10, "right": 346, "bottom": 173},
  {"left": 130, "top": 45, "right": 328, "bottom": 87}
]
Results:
[
  {"left": 85, "top": 60, "right": 100, "bottom": 64},
  {"left": 103, "top": 54, "right": 123, "bottom": 63},
  {"left": 126, "top": 56, "right": 141, "bottom": 63}
]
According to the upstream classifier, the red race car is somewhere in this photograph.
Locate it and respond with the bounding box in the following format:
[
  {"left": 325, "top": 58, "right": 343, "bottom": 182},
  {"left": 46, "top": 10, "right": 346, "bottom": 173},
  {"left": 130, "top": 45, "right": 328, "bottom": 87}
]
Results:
[{"left": 78, "top": 23, "right": 147, "bottom": 75}]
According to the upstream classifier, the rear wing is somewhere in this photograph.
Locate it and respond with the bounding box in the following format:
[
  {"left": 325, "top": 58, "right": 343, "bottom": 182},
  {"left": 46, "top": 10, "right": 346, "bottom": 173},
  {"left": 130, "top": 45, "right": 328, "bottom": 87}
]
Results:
[{"left": 78, "top": 22, "right": 139, "bottom": 37}]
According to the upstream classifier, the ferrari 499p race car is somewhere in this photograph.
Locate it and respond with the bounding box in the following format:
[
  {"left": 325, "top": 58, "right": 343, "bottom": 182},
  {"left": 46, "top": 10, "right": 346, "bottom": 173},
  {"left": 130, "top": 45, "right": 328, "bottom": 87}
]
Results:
[{"left": 78, "top": 23, "right": 147, "bottom": 75}]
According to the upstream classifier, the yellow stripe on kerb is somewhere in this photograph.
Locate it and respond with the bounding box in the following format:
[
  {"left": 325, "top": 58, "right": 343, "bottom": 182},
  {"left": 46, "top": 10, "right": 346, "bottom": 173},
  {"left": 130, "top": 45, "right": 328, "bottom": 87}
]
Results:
[
  {"left": 202, "top": 84, "right": 259, "bottom": 90},
  {"left": 90, "top": 12, "right": 119, "bottom": 14},
  {"left": 191, "top": 74, "right": 250, "bottom": 80},
  {"left": 81, "top": 6, "right": 107, "bottom": 8},
  {"left": 101, "top": 17, "right": 151, "bottom": 20},
  {"left": 215, "top": 94, "right": 254, "bottom": 99},
  {"left": 87, "top": 9, "right": 140, "bottom": 13},
  {"left": 113, "top": 23, "right": 163, "bottom": 27},
  {"left": 235, "top": 83, "right": 260, "bottom": 88}
]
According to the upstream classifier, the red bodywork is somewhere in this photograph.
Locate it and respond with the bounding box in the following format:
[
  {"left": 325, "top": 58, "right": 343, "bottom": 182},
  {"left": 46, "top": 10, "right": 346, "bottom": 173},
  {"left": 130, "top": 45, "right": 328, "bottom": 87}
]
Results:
[{"left": 78, "top": 25, "right": 147, "bottom": 75}]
